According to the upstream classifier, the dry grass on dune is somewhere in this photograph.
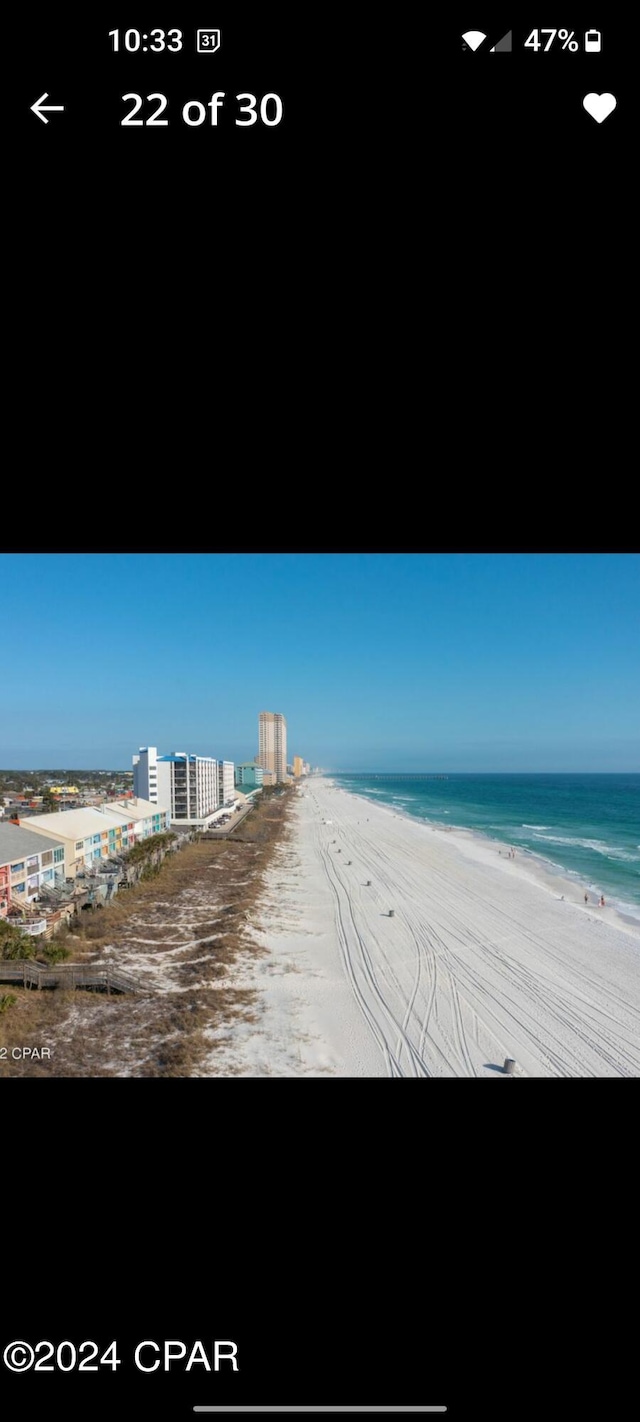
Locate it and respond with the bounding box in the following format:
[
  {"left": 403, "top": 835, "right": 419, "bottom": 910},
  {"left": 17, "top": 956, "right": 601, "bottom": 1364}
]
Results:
[{"left": 0, "top": 789, "right": 295, "bottom": 1077}]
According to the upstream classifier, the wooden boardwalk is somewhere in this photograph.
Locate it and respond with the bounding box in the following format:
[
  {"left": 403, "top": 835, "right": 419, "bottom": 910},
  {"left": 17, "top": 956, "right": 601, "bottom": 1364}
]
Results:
[{"left": 0, "top": 960, "right": 144, "bottom": 994}]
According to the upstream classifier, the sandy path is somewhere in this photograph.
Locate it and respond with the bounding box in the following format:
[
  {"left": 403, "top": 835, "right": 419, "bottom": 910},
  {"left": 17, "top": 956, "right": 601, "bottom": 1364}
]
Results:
[{"left": 207, "top": 780, "right": 640, "bottom": 1077}]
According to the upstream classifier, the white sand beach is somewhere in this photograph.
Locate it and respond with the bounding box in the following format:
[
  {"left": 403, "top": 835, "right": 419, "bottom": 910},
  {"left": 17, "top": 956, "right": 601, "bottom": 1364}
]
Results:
[{"left": 202, "top": 778, "right": 640, "bottom": 1077}]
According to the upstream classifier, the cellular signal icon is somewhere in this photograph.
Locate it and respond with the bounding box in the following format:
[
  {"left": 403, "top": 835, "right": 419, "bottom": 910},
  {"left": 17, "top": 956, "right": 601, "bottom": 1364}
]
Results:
[
  {"left": 461, "top": 31, "right": 486, "bottom": 51},
  {"left": 490, "top": 31, "right": 512, "bottom": 52}
]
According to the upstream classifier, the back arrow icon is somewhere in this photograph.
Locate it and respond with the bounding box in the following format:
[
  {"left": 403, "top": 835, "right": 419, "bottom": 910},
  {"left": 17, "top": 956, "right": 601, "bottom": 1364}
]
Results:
[{"left": 31, "top": 93, "right": 65, "bottom": 124}]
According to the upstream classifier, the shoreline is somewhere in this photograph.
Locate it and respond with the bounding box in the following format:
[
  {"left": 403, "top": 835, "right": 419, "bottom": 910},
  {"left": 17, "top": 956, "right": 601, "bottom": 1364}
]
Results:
[
  {"left": 208, "top": 778, "right": 640, "bottom": 1077},
  {"left": 329, "top": 779, "right": 640, "bottom": 932}
]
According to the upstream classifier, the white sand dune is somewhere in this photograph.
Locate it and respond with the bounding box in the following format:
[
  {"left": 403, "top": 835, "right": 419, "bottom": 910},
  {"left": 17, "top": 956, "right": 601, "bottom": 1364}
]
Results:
[{"left": 203, "top": 780, "right": 640, "bottom": 1077}]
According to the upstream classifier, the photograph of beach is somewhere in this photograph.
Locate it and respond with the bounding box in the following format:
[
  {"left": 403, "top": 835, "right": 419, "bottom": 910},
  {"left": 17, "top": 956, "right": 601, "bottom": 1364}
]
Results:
[
  {"left": 1, "top": 551, "right": 638, "bottom": 1077},
  {"left": 230, "top": 770, "right": 639, "bottom": 1076}
]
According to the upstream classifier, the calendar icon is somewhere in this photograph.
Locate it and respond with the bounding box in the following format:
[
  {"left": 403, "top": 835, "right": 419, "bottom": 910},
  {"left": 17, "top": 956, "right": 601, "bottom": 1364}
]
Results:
[{"left": 197, "top": 30, "right": 221, "bottom": 53}]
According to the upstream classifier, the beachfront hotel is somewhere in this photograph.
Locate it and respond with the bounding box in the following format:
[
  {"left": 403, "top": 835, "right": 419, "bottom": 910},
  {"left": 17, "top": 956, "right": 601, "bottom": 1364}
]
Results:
[
  {"left": 235, "top": 761, "right": 264, "bottom": 790},
  {"left": 257, "top": 712, "right": 287, "bottom": 784},
  {"left": 132, "top": 746, "right": 160, "bottom": 802},
  {"left": 218, "top": 760, "right": 235, "bottom": 806},
  {"left": 133, "top": 747, "right": 221, "bottom": 826}
]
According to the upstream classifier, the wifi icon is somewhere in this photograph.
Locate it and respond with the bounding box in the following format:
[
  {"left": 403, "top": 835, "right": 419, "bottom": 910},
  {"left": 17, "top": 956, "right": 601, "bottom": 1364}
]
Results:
[{"left": 462, "top": 31, "right": 487, "bottom": 51}]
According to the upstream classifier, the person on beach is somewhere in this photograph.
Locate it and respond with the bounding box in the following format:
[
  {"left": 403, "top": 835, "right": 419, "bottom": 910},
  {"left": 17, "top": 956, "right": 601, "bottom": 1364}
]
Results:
[
  {"left": 600, "top": 895, "right": 606, "bottom": 907},
  {"left": 584, "top": 893, "right": 589, "bottom": 905}
]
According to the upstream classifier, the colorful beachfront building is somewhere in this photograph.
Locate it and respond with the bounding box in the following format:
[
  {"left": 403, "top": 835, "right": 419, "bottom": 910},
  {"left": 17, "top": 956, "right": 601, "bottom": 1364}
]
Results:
[
  {"left": 235, "top": 761, "right": 264, "bottom": 789},
  {"left": 0, "top": 822, "right": 66, "bottom": 916},
  {"left": 19, "top": 799, "right": 170, "bottom": 879},
  {"left": 0, "top": 861, "right": 9, "bottom": 914},
  {"left": 105, "top": 798, "right": 170, "bottom": 838},
  {"left": 17, "top": 808, "right": 135, "bottom": 880}
]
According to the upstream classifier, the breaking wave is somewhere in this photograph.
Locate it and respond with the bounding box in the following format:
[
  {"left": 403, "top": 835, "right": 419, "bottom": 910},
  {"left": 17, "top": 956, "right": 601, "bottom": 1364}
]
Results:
[{"left": 531, "top": 832, "right": 640, "bottom": 862}]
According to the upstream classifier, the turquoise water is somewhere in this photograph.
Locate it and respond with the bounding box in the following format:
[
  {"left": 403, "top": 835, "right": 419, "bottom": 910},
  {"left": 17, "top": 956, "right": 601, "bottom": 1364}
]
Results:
[{"left": 329, "top": 773, "right": 640, "bottom": 922}]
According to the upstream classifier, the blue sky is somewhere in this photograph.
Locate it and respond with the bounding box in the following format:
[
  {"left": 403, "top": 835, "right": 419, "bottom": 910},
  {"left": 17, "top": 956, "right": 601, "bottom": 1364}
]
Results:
[{"left": 1, "top": 553, "right": 638, "bottom": 771}]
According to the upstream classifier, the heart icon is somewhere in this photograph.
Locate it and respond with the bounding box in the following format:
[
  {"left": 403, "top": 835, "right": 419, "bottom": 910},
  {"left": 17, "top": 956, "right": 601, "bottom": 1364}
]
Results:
[{"left": 583, "top": 93, "right": 617, "bottom": 123}]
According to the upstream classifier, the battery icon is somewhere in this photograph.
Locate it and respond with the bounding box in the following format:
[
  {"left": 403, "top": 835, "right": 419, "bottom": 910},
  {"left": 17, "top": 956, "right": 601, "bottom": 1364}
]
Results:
[{"left": 585, "top": 30, "right": 602, "bottom": 51}]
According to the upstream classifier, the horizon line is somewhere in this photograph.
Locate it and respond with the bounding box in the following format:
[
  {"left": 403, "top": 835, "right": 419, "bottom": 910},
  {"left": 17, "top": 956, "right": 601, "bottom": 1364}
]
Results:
[
  {"left": 1, "top": 766, "right": 639, "bottom": 776},
  {"left": 325, "top": 769, "right": 640, "bottom": 776}
]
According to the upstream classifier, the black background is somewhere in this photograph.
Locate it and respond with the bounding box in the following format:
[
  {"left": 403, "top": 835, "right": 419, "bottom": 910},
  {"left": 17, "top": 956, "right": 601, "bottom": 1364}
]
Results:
[
  {"left": 10, "top": 9, "right": 632, "bottom": 542},
  {"left": 6, "top": 10, "right": 634, "bottom": 1421},
  {"left": 7, "top": 1090, "right": 636, "bottom": 1420}
]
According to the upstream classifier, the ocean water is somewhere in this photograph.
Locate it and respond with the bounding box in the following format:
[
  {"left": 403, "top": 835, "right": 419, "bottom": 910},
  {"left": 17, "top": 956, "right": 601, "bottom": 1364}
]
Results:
[{"left": 330, "top": 773, "right": 640, "bottom": 922}]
